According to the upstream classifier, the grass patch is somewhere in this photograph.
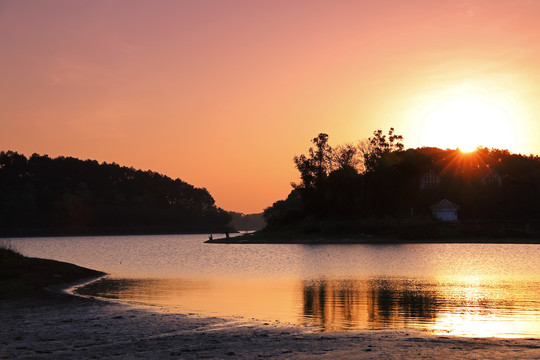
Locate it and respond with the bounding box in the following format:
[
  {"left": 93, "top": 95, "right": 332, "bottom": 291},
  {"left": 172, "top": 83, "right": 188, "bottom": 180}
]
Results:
[
  {"left": 0, "top": 242, "right": 26, "bottom": 264},
  {"left": 0, "top": 242, "right": 104, "bottom": 298}
]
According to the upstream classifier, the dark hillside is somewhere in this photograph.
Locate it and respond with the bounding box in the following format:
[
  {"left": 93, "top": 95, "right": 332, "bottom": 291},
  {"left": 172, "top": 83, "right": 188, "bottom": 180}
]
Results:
[{"left": 0, "top": 151, "right": 232, "bottom": 236}]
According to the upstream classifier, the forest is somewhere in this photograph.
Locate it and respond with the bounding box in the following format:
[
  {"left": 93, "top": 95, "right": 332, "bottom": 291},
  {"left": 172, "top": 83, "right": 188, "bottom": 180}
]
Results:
[
  {"left": 0, "top": 151, "right": 232, "bottom": 236},
  {"left": 262, "top": 129, "right": 540, "bottom": 239}
]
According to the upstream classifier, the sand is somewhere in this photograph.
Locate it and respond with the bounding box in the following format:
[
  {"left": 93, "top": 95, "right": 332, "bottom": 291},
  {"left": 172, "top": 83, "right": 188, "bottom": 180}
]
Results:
[{"left": 1, "top": 285, "right": 540, "bottom": 360}]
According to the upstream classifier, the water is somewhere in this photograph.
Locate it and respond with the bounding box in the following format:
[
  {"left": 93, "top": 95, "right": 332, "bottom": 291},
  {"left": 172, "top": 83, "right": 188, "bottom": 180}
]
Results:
[{"left": 5, "top": 234, "right": 540, "bottom": 337}]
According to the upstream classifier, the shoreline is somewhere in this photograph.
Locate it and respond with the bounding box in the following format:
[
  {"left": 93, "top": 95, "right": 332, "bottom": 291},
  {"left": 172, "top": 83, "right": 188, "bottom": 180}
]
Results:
[
  {"left": 2, "top": 257, "right": 540, "bottom": 358},
  {"left": 206, "top": 236, "right": 540, "bottom": 244},
  {"left": 1, "top": 230, "right": 236, "bottom": 239},
  {"left": 2, "top": 286, "right": 540, "bottom": 359}
]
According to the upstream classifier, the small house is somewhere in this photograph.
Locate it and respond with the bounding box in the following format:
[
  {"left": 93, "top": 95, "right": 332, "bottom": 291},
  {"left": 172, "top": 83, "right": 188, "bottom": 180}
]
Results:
[{"left": 430, "top": 199, "right": 459, "bottom": 222}]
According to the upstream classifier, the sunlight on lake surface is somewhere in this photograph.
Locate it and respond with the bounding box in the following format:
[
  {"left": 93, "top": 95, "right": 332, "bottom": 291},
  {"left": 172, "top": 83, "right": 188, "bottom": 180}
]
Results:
[{"left": 6, "top": 234, "right": 540, "bottom": 338}]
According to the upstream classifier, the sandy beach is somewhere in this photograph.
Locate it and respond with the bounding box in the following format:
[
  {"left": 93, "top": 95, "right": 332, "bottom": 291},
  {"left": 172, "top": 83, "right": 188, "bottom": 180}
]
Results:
[{"left": 1, "top": 285, "right": 540, "bottom": 360}]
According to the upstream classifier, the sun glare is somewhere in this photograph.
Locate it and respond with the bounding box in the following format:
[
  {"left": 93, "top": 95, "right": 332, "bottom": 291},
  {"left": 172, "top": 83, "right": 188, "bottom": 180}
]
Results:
[{"left": 417, "top": 94, "right": 516, "bottom": 152}]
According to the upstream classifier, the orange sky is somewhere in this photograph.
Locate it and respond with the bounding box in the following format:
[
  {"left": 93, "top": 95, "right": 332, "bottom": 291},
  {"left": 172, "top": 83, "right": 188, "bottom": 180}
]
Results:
[{"left": 2, "top": 0, "right": 540, "bottom": 213}]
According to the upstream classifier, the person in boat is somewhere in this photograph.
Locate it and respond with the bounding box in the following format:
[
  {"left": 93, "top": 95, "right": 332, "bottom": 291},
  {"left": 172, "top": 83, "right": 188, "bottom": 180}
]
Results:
[{"left": 208, "top": 234, "right": 213, "bottom": 241}]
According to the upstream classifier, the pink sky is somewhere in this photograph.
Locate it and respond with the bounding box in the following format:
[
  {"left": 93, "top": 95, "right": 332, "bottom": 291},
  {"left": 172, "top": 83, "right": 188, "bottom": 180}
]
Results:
[{"left": 2, "top": 0, "right": 540, "bottom": 213}]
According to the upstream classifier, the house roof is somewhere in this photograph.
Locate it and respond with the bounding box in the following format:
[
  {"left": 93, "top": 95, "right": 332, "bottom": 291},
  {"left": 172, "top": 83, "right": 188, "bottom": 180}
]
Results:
[{"left": 430, "top": 198, "right": 459, "bottom": 211}]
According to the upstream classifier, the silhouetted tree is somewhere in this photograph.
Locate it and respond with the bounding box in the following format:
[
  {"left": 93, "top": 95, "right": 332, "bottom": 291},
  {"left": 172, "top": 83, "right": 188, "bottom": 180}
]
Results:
[
  {"left": 333, "top": 143, "right": 363, "bottom": 173},
  {"left": 363, "top": 128, "right": 404, "bottom": 172},
  {"left": 292, "top": 133, "right": 333, "bottom": 189},
  {"left": 263, "top": 190, "right": 303, "bottom": 227}
]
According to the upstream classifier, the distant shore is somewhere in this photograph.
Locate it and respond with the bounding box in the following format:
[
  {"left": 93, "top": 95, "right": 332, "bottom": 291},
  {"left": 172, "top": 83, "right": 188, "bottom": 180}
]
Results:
[
  {"left": 206, "top": 234, "right": 540, "bottom": 244},
  {"left": 207, "top": 219, "right": 540, "bottom": 244},
  {"left": 0, "top": 228, "right": 234, "bottom": 239}
]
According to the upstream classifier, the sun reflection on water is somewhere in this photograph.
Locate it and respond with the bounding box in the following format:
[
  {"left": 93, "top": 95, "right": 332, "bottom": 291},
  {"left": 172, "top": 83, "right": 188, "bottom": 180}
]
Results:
[
  {"left": 8, "top": 235, "right": 540, "bottom": 338},
  {"left": 431, "top": 276, "right": 540, "bottom": 337},
  {"left": 77, "top": 275, "right": 540, "bottom": 337}
]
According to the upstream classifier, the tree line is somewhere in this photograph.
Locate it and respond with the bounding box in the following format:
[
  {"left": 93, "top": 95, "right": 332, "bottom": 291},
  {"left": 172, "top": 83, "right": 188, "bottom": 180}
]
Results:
[
  {"left": 263, "top": 129, "right": 540, "bottom": 238},
  {"left": 0, "top": 151, "right": 232, "bottom": 236}
]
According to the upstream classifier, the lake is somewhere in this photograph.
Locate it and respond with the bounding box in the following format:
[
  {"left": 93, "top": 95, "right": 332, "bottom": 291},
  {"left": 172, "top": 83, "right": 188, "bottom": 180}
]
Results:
[{"left": 5, "top": 234, "right": 540, "bottom": 338}]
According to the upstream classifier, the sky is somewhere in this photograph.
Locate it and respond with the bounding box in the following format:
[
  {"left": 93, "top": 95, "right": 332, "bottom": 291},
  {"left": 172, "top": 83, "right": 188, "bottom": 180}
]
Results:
[{"left": 2, "top": 0, "right": 540, "bottom": 213}]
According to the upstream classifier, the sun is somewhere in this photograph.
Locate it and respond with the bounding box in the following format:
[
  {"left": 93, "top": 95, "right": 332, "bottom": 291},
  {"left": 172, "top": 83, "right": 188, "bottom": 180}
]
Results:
[{"left": 417, "top": 95, "right": 516, "bottom": 152}]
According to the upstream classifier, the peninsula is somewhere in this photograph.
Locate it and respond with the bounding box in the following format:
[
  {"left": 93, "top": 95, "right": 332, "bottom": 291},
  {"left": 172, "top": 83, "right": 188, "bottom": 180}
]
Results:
[{"left": 210, "top": 130, "right": 540, "bottom": 244}]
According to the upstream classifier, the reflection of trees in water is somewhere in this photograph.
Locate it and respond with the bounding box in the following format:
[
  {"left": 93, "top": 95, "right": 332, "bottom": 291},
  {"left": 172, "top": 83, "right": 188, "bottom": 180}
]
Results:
[
  {"left": 301, "top": 278, "right": 441, "bottom": 331},
  {"left": 302, "top": 279, "right": 362, "bottom": 331},
  {"left": 368, "top": 279, "right": 440, "bottom": 327}
]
